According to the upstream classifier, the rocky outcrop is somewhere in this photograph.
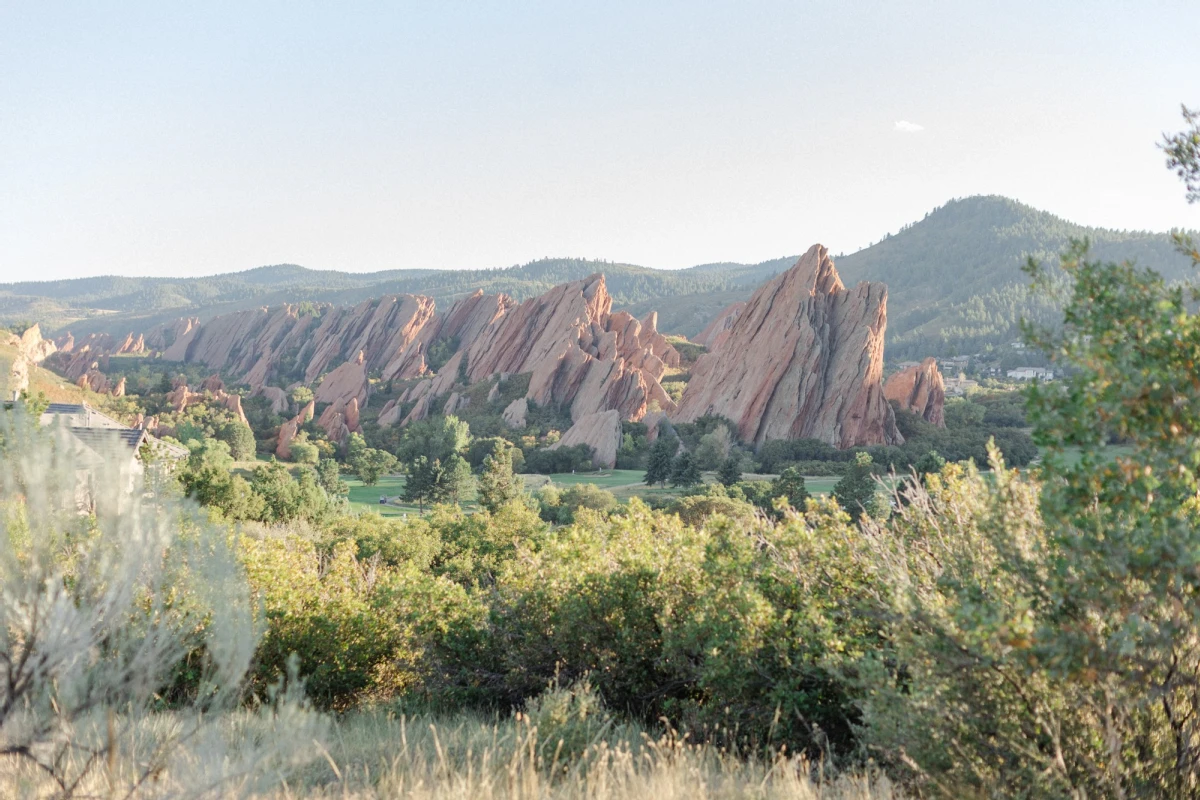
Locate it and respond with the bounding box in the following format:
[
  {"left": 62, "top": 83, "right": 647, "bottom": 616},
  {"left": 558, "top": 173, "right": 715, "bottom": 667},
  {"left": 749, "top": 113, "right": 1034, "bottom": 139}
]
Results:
[
  {"left": 550, "top": 409, "right": 623, "bottom": 469},
  {"left": 70, "top": 275, "right": 679, "bottom": 434},
  {"left": 18, "top": 324, "right": 57, "bottom": 364},
  {"left": 145, "top": 294, "right": 439, "bottom": 409},
  {"left": 884, "top": 358, "right": 946, "bottom": 427},
  {"left": 426, "top": 274, "right": 679, "bottom": 425},
  {"left": 276, "top": 400, "right": 315, "bottom": 459},
  {"left": 673, "top": 245, "right": 901, "bottom": 449},
  {"left": 317, "top": 397, "right": 360, "bottom": 445},
  {"left": 6, "top": 324, "right": 57, "bottom": 395},
  {"left": 112, "top": 377, "right": 126, "bottom": 397},
  {"left": 165, "top": 382, "right": 250, "bottom": 427},
  {"left": 296, "top": 274, "right": 678, "bottom": 431},
  {"left": 693, "top": 301, "right": 745, "bottom": 351},
  {"left": 76, "top": 370, "right": 110, "bottom": 393},
  {"left": 502, "top": 398, "right": 528, "bottom": 429},
  {"left": 314, "top": 351, "right": 368, "bottom": 408},
  {"left": 258, "top": 385, "right": 289, "bottom": 414}
]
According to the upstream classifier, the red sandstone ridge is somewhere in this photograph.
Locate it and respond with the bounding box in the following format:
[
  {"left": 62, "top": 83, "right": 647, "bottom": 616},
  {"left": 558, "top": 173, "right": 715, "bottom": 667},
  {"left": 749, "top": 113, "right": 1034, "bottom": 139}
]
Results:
[
  {"left": 673, "top": 245, "right": 901, "bottom": 449},
  {"left": 116, "top": 275, "right": 676, "bottom": 438},
  {"left": 693, "top": 301, "right": 745, "bottom": 352},
  {"left": 884, "top": 358, "right": 946, "bottom": 428},
  {"left": 380, "top": 274, "right": 680, "bottom": 428}
]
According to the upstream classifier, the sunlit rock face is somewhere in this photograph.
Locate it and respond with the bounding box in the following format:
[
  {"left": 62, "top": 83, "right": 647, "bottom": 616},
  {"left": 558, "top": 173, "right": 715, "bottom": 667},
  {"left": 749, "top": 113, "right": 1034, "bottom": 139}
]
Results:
[
  {"left": 884, "top": 357, "right": 946, "bottom": 428},
  {"left": 674, "top": 244, "right": 902, "bottom": 449}
]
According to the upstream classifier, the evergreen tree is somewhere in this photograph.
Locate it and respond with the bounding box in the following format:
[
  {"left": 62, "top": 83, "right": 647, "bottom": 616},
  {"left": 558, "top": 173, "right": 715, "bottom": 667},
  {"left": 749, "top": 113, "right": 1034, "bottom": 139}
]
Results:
[
  {"left": 477, "top": 441, "right": 524, "bottom": 512},
  {"left": 832, "top": 452, "right": 879, "bottom": 523},
  {"left": 645, "top": 437, "right": 675, "bottom": 486},
  {"left": 913, "top": 449, "right": 947, "bottom": 480},
  {"left": 717, "top": 455, "right": 742, "bottom": 486},
  {"left": 670, "top": 452, "right": 702, "bottom": 488},
  {"left": 316, "top": 458, "right": 348, "bottom": 496},
  {"left": 771, "top": 466, "right": 809, "bottom": 512},
  {"left": 403, "top": 456, "right": 437, "bottom": 513},
  {"left": 440, "top": 454, "right": 474, "bottom": 506},
  {"left": 405, "top": 454, "right": 474, "bottom": 511},
  {"left": 217, "top": 420, "right": 256, "bottom": 461}
]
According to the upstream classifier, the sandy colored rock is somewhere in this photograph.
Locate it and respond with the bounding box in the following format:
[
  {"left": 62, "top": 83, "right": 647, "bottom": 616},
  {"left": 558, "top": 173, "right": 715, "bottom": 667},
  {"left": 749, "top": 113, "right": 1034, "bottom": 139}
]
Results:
[
  {"left": 642, "top": 410, "right": 668, "bottom": 443},
  {"left": 8, "top": 353, "right": 29, "bottom": 395},
  {"left": 673, "top": 245, "right": 901, "bottom": 449},
  {"left": 314, "top": 350, "right": 369, "bottom": 409},
  {"left": 18, "top": 324, "right": 57, "bottom": 364},
  {"left": 275, "top": 400, "right": 315, "bottom": 459},
  {"left": 694, "top": 301, "right": 746, "bottom": 351},
  {"left": 81, "top": 275, "right": 679, "bottom": 434},
  {"left": 502, "top": 397, "right": 528, "bottom": 429},
  {"left": 550, "top": 409, "right": 623, "bottom": 468},
  {"left": 258, "top": 385, "right": 289, "bottom": 414},
  {"left": 317, "top": 398, "right": 360, "bottom": 445},
  {"left": 884, "top": 358, "right": 946, "bottom": 427},
  {"left": 112, "top": 377, "right": 126, "bottom": 397}
]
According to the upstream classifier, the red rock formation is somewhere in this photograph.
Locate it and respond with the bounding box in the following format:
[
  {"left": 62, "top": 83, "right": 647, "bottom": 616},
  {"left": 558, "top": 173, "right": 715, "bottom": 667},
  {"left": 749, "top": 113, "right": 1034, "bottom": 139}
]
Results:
[
  {"left": 276, "top": 400, "right": 315, "bottom": 459},
  {"left": 673, "top": 245, "right": 901, "bottom": 449},
  {"left": 6, "top": 324, "right": 57, "bottom": 395},
  {"left": 314, "top": 350, "right": 368, "bottom": 408},
  {"left": 317, "top": 397, "right": 360, "bottom": 445},
  {"left": 693, "top": 301, "right": 745, "bottom": 352},
  {"left": 550, "top": 410, "right": 623, "bottom": 468},
  {"left": 94, "top": 275, "right": 678, "bottom": 433},
  {"left": 258, "top": 386, "right": 289, "bottom": 414},
  {"left": 502, "top": 398, "right": 528, "bottom": 429},
  {"left": 76, "top": 369, "right": 109, "bottom": 393},
  {"left": 112, "top": 377, "right": 126, "bottom": 397},
  {"left": 165, "top": 382, "right": 250, "bottom": 426},
  {"left": 367, "top": 275, "right": 680, "bottom": 430},
  {"left": 451, "top": 275, "right": 679, "bottom": 423},
  {"left": 884, "top": 358, "right": 946, "bottom": 428}
]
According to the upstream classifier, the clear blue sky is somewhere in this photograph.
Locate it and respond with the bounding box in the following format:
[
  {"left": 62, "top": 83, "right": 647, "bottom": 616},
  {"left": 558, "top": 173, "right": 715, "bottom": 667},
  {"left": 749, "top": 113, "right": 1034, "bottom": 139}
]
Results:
[{"left": 2, "top": 1, "right": 1197, "bottom": 280}]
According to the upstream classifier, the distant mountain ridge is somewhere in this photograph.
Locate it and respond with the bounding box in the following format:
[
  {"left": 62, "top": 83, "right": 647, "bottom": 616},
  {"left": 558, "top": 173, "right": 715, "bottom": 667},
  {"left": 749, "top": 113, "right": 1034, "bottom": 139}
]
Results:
[{"left": 2, "top": 195, "right": 1192, "bottom": 356}]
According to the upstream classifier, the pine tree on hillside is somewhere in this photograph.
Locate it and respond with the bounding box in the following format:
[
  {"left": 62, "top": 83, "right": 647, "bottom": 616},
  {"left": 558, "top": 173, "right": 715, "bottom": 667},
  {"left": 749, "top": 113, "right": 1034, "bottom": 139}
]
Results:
[
  {"left": 717, "top": 455, "right": 742, "bottom": 486},
  {"left": 670, "top": 452, "right": 702, "bottom": 488},
  {"left": 832, "top": 452, "right": 880, "bottom": 523},
  {"left": 771, "top": 466, "right": 809, "bottom": 512},
  {"left": 477, "top": 441, "right": 524, "bottom": 512},
  {"left": 645, "top": 437, "right": 675, "bottom": 487}
]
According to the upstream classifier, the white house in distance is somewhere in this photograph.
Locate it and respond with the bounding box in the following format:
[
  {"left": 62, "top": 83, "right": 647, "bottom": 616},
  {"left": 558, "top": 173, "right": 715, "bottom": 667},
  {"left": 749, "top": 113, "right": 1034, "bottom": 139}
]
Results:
[
  {"left": 1007, "top": 367, "right": 1054, "bottom": 381},
  {"left": 36, "top": 402, "right": 188, "bottom": 510}
]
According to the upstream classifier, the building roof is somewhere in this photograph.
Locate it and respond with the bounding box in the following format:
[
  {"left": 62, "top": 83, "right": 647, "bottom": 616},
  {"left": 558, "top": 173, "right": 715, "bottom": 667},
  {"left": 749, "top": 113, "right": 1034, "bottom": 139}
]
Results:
[{"left": 41, "top": 402, "right": 187, "bottom": 462}]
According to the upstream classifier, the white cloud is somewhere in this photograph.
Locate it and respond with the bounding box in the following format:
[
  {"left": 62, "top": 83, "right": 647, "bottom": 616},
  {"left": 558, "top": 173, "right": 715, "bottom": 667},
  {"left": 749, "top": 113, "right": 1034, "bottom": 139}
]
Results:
[{"left": 894, "top": 120, "right": 924, "bottom": 133}]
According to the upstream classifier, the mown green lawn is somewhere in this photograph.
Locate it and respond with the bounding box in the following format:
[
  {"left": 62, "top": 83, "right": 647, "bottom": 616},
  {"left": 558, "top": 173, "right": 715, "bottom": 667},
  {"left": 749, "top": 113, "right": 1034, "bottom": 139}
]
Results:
[{"left": 345, "top": 475, "right": 480, "bottom": 516}]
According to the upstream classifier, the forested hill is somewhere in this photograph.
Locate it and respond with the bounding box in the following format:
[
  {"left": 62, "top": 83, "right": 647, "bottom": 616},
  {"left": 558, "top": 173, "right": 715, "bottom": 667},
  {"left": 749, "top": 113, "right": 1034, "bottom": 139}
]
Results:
[
  {"left": 834, "top": 195, "right": 1194, "bottom": 358},
  {"left": 1, "top": 195, "right": 1191, "bottom": 356},
  {"left": 0, "top": 256, "right": 794, "bottom": 339}
]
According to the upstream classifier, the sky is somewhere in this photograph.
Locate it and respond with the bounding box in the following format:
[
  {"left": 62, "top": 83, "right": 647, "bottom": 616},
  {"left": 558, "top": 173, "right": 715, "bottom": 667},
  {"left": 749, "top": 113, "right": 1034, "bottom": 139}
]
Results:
[{"left": 2, "top": 1, "right": 1198, "bottom": 281}]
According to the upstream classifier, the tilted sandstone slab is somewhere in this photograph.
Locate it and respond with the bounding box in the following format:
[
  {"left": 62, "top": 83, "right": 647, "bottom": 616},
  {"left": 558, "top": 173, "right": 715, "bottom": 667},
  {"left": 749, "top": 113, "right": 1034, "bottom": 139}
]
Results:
[
  {"left": 317, "top": 397, "right": 361, "bottom": 445},
  {"left": 7, "top": 324, "right": 57, "bottom": 395},
  {"left": 884, "top": 357, "right": 946, "bottom": 428},
  {"left": 693, "top": 301, "right": 745, "bottom": 351},
  {"left": 79, "top": 275, "right": 678, "bottom": 434},
  {"left": 550, "top": 409, "right": 623, "bottom": 469},
  {"left": 673, "top": 245, "right": 901, "bottom": 449},
  {"left": 276, "top": 400, "right": 315, "bottom": 459}
]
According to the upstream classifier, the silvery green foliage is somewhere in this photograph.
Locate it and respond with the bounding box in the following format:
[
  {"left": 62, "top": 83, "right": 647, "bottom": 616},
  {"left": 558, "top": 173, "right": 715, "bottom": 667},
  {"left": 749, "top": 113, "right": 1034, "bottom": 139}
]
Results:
[{"left": 0, "top": 408, "right": 324, "bottom": 798}]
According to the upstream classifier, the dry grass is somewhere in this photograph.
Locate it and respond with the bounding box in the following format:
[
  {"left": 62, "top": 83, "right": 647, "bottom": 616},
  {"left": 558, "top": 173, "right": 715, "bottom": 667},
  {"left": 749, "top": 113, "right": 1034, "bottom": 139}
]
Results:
[{"left": 259, "top": 706, "right": 901, "bottom": 800}]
